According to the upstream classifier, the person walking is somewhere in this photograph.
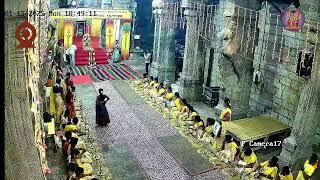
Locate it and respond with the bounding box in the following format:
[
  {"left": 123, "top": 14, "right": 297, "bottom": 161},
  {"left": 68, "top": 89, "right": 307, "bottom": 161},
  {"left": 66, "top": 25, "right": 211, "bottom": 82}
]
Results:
[{"left": 144, "top": 50, "right": 152, "bottom": 75}]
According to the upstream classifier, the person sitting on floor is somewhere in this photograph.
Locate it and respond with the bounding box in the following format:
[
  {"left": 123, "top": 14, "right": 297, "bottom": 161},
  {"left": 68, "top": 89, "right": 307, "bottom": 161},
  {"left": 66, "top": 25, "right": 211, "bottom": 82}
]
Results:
[
  {"left": 73, "top": 149, "right": 93, "bottom": 177},
  {"left": 203, "top": 118, "right": 215, "bottom": 137},
  {"left": 219, "top": 135, "right": 239, "bottom": 164},
  {"left": 176, "top": 103, "right": 191, "bottom": 127},
  {"left": 163, "top": 92, "right": 182, "bottom": 118},
  {"left": 157, "top": 83, "right": 166, "bottom": 97},
  {"left": 151, "top": 82, "right": 165, "bottom": 100},
  {"left": 236, "top": 148, "right": 258, "bottom": 177},
  {"left": 190, "top": 115, "right": 204, "bottom": 138},
  {"left": 279, "top": 166, "right": 293, "bottom": 180},
  {"left": 200, "top": 118, "right": 215, "bottom": 141},
  {"left": 64, "top": 117, "right": 79, "bottom": 133},
  {"left": 134, "top": 73, "right": 147, "bottom": 87},
  {"left": 163, "top": 87, "right": 174, "bottom": 107},
  {"left": 149, "top": 78, "right": 160, "bottom": 98},
  {"left": 171, "top": 98, "right": 188, "bottom": 122},
  {"left": 67, "top": 162, "right": 78, "bottom": 180},
  {"left": 254, "top": 156, "right": 279, "bottom": 180},
  {"left": 146, "top": 76, "right": 156, "bottom": 90},
  {"left": 296, "top": 153, "right": 318, "bottom": 180},
  {"left": 64, "top": 137, "right": 79, "bottom": 163},
  {"left": 182, "top": 106, "right": 198, "bottom": 127},
  {"left": 146, "top": 76, "right": 154, "bottom": 88}
]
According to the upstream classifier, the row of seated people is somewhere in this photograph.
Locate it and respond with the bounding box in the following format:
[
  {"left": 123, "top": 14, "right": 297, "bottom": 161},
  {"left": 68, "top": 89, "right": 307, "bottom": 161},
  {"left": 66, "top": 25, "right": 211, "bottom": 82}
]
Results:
[
  {"left": 221, "top": 135, "right": 318, "bottom": 180},
  {"left": 130, "top": 74, "right": 318, "bottom": 180},
  {"left": 45, "top": 60, "right": 98, "bottom": 180}
]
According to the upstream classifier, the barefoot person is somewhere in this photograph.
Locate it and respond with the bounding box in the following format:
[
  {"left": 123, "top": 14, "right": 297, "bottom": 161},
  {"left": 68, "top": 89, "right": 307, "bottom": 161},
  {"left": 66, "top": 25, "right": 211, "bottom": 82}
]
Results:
[{"left": 96, "top": 89, "right": 110, "bottom": 127}]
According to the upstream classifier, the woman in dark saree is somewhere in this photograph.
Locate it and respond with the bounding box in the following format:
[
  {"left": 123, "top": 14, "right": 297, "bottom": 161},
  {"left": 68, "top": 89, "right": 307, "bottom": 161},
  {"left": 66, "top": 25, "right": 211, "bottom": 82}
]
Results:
[{"left": 96, "top": 89, "right": 110, "bottom": 126}]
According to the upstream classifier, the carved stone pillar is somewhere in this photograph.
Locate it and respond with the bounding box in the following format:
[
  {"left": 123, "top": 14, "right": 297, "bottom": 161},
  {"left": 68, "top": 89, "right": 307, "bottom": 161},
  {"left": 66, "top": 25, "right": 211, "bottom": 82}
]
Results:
[
  {"left": 150, "top": 0, "right": 176, "bottom": 84},
  {"left": 208, "top": 0, "right": 259, "bottom": 119},
  {"left": 177, "top": 1, "right": 206, "bottom": 101},
  {"left": 5, "top": 17, "right": 44, "bottom": 180}
]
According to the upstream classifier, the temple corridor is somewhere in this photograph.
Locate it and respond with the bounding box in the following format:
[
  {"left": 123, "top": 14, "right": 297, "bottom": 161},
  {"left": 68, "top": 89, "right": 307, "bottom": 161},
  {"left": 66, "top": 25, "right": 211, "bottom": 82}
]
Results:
[{"left": 72, "top": 80, "right": 226, "bottom": 180}]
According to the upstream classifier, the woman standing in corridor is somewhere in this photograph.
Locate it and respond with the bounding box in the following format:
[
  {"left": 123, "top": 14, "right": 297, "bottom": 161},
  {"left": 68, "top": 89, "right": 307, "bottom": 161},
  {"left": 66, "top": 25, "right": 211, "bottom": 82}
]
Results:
[{"left": 96, "top": 88, "right": 110, "bottom": 127}]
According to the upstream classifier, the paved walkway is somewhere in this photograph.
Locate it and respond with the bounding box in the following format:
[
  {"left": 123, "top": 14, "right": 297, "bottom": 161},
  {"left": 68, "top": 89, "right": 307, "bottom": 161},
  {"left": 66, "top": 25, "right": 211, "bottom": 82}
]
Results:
[{"left": 76, "top": 80, "right": 227, "bottom": 180}]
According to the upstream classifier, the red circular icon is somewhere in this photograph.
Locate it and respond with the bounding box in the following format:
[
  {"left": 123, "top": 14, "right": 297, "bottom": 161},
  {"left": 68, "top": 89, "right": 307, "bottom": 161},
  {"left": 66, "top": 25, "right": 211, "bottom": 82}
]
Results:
[{"left": 16, "top": 20, "right": 37, "bottom": 48}]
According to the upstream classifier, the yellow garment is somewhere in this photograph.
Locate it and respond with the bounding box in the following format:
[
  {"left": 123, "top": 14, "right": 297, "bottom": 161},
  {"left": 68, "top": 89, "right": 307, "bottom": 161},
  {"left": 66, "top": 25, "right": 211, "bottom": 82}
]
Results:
[
  {"left": 49, "top": 88, "right": 56, "bottom": 115},
  {"left": 153, "top": 82, "right": 160, "bottom": 88},
  {"left": 78, "top": 162, "right": 93, "bottom": 175},
  {"left": 71, "top": 132, "right": 79, "bottom": 138},
  {"left": 225, "top": 142, "right": 238, "bottom": 152},
  {"left": 75, "top": 140, "right": 87, "bottom": 150},
  {"left": 174, "top": 98, "right": 182, "bottom": 109},
  {"left": 191, "top": 112, "right": 198, "bottom": 117},
  {"left": 260, "top": 160, "right": 278, "bottom": 178},
  {"left": 219, "top": 107, "right": 232, "bottom": 120},
  {"left": 165, "top": 93, "right": 174, "bottom": 101},
  {"left": 76, "top": 152, "right": 93, "bottom": 164},
  {"left": 304, "top": 160, "right": 317, "bottom": 176},
  {"left": 158, "top": 88, "right": 166, "bottom": 95},
  {"left": 296, "top": 170, "right": 305, "bottom": 180},
  {"left": 205, "top": 125, "right": 214, "bottom": 134},
  {"left": 149, "top": 81, "right": 155, "bottom": 87},
  {"left": 280, "top": 172, "right": 293, "bottom": 180},
  {"left": 64, "top": 124, "right": 77, "bottom": 132},
  {"left": 47, "top": 118, "right": 55, "bottom": 135},
  {"left": 195, "top": 121, "right": 204, "bottom": 128},
  {"left": 150, "top": 88, "right": 158, "bottom": 95},
  {"left": 241, "top": 151, "right": 257, "bottom": 165}
]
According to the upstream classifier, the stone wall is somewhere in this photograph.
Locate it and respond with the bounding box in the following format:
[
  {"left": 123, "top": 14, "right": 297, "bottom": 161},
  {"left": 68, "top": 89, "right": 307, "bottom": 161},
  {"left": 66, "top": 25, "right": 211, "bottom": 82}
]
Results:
[
  {"left": 5, "top": 0, "right": 49, "bottom": 179},
  {"left": 248, "top": 1, "right": 319, "bottom": 126}
]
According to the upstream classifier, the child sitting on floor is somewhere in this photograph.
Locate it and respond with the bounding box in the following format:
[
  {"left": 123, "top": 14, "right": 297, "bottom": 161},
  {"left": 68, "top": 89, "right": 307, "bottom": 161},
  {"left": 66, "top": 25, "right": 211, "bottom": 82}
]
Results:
[
  {"left": 190, "top": 115, "right": 204, "bottom": 138},
  {"left": 219, "top": 135, "right": 239, "bottom": 164}
]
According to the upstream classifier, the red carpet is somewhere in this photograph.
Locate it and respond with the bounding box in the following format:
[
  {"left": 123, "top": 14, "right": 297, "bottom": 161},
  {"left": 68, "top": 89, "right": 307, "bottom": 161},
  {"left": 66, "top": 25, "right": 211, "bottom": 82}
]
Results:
[
  {"left": 72, "top": 75, "right": 92, "bottom": 85},
  {"left": 91, "top": 36, "right": 100, "bottom": 49},
  {"left": 94, "top": 48, "right": 109, "bottom": 64},
  {"left": 74, "top": 36, "right": 83, "bottom": 49},
  {"left": 75, "top": 48, "right": 89, "bottom": 66}
]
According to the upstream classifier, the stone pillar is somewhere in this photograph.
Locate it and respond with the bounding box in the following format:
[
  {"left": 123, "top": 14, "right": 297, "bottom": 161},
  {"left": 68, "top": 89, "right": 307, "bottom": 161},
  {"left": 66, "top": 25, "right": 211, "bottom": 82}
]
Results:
[
  {"left": 207, "top": 0, "right": 260, "bottom": 119},
  {"left": 150, "top": 0, "right": 176, "bottom": 84},
  {"left": 278, "top": 0, "right": 320, "bottom": 170},
  {"left": 5, "top": 17, "right": 44, "bottom": 180},
  {"left": 177, "top": 0, "right": 206, "bottom": 102}
]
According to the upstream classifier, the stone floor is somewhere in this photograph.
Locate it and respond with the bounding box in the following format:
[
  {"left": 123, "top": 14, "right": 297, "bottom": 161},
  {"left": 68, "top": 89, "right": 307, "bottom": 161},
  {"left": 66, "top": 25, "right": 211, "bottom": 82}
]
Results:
[{"left": 75, "top": 80, "right": 227, "bottom": 180}]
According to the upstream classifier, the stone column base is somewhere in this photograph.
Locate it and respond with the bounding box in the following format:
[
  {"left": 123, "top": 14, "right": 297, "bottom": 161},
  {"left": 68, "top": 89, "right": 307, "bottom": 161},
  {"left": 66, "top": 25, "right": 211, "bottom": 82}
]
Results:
[
  {"left": 150, "top": 63, "right": 176, "bottom": 84},
  {"left": 177, "top": 76, "right": 203, "bottom": 102},
  {"left": 278, "top": 137, "right": 297, "bottom": 168}
]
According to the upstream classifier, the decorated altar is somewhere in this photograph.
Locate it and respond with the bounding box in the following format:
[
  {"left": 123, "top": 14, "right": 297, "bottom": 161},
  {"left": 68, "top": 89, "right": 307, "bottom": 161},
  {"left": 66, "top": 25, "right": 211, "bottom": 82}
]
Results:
[{"left": 50, "top": 9, "right": 132, "bottom": 63}]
